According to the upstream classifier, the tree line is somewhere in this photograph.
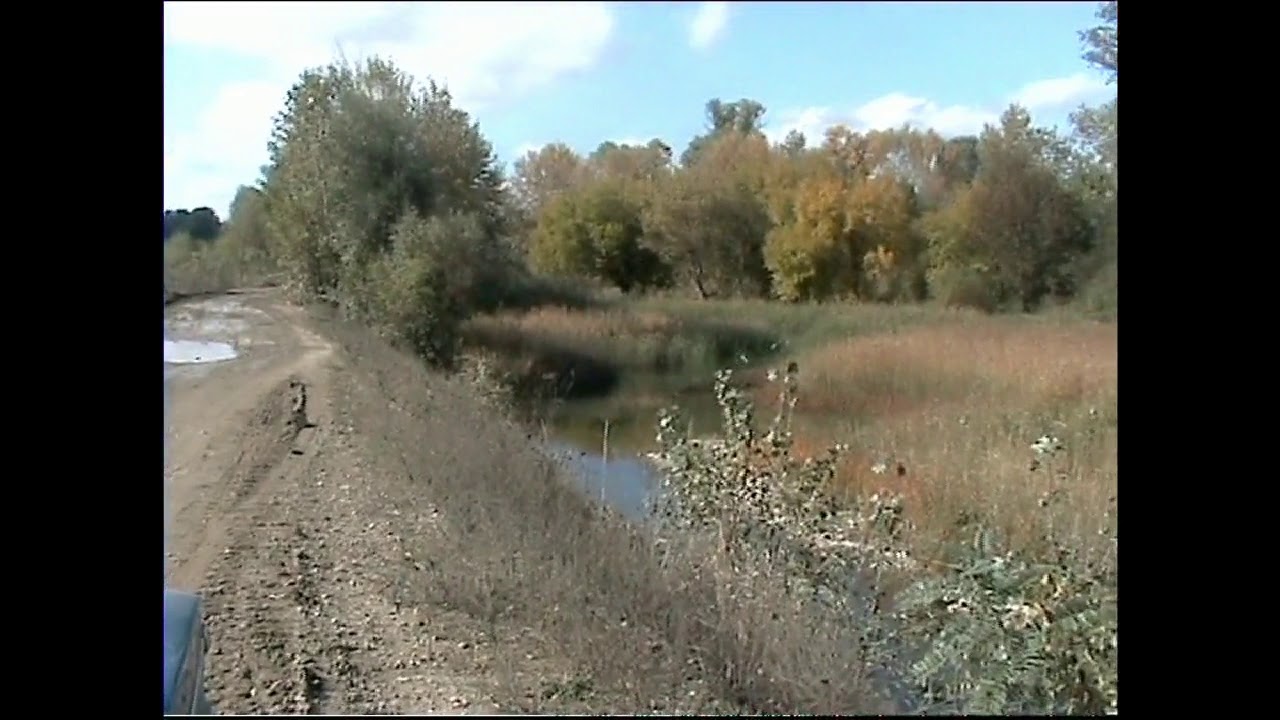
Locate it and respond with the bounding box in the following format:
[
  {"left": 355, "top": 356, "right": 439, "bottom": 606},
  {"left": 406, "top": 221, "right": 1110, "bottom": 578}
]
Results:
[
  {"left": 163, "top": 207, "right": 223, "bottom": 242},
  {"left": 519, "top": 97, "right": 1115, "bottom": 312},
  {"left": 176, "top": 2, "right": 1116, "bottom": 367}
]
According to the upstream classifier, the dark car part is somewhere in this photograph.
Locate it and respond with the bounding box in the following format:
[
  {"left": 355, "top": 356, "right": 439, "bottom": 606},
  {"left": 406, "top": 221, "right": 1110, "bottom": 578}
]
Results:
[{"left": 164, "top": 588, "right": 214, "bottom": 715}]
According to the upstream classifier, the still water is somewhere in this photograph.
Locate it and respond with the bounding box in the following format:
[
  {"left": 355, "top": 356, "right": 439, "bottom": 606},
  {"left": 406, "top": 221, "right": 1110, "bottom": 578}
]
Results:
[{"left": 543, "top": 439, "right": 662, "bottom": 522}]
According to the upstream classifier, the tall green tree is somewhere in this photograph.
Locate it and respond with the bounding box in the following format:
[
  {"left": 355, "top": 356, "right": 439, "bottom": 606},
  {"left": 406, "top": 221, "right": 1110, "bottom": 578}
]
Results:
[
  {"left": 215, "top": 185, "right": 276, "bottom": 280},
  {"left": 1069, "top": 0, "right": 1118, "bottom": 196},
  {"left": 261, "top": 57, "right": 515, "bottom": 365},
  {"left": 1068, "top": 1, "right": 1119, "bottom": 314},
  {"left": 512, "top": 143, "right": 588, "bottom": 223},
  {"left": 681, "top": 98, "right": 768, "bottom": 167},
  {"left": 163, "top": 208, "right": 223, "bottom": 242},
  {"left": 588, "top": 140, "right": 674, "bottom": 187},
  {"left": 647, "top": 132, "right": 773, "bottom": 298},
  {"left": 778, "top": 130, "right": 808, "bottom": 159},
  {"left": 925, "top": 106, "right": 1093, "bottom": 311}
]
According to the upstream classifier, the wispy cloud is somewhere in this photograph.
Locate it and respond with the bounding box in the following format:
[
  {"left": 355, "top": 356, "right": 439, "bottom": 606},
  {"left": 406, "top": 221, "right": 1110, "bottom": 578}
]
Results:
[
  {"left": 688, "top": 2, "right": 729, "bottom": 51},
  {"left": 767, "top": 72, "right": 1113, "bottom": 143},
  {"left": 1010, "top": 73, "right": 1108, "bottom": 111}
]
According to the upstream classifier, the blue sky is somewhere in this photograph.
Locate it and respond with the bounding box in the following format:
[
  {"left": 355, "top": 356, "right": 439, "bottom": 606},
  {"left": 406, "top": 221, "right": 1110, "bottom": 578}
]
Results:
[{"left": 164, "top": 1, "right": 1114, "bottom": 219}]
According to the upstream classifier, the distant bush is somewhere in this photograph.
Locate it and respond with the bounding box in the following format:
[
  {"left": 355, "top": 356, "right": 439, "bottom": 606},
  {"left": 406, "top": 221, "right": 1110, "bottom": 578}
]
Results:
[
  {"left": 1072, "top": 253, "right": 1117, "bottom": 320},
  {"left": 163, "top": 231, "right": 277, "bottom": 297},
  {"left": 925, "top": 265, "right": 1001, "bottom": 313}
]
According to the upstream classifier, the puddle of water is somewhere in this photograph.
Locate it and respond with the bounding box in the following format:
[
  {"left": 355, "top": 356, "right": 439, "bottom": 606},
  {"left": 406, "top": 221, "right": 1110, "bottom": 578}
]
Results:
[
  {"left": 544, "top": 441, "right": 664, "bottom": 523},
  {"left": 164, "top": 339, "right": 238, "bottom": 365}
]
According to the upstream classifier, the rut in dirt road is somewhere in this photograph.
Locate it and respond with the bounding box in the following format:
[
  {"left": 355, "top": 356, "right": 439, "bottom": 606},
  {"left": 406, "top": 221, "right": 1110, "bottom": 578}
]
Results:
[
  {"left": 193, "top": 369, "right": 447, "bottom": 715},
  {"left": 183, "top": 364, "right": 514, "bottom": 713},
  {"left": 193, "top": 377, "right": 356, "bottom": 714}
]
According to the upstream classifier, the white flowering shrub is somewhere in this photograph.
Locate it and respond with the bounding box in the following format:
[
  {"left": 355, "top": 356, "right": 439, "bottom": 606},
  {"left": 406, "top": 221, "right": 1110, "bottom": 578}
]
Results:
[
  {"left": 654, "top": 366, "right": 914, "bottom": 585},
  {"left": 459, "top": 351, "right": 515, "bottom": 411},
  {"left": 651, "top": 364, "right": 1118, "bottom": 715}
]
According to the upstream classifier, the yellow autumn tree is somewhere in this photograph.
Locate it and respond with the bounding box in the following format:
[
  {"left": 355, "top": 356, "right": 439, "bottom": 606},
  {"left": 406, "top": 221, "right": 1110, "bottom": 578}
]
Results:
[
  {"left": 761, "top": 141, "right": 838, "bottom": 228},
  {"left": 764, "top": 175, "right": 857, "bottom": 301},
  {"left": 847, "top": 174, "right": 925, "bottom": 301}
]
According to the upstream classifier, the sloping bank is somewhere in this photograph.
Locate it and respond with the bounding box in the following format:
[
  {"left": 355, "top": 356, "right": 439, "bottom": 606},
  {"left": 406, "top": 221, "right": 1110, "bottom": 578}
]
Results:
[
  {"left": 308, "top": 304, "right": 910, "bottom": 715},
  {"left": 542, "top": 429, "right": 926, "bottom": 714}
]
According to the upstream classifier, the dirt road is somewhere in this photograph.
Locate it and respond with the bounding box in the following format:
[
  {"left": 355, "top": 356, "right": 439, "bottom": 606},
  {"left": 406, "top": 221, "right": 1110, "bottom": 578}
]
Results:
[{"left": 164, "top": 290, "right": 602, "bottom": 714}]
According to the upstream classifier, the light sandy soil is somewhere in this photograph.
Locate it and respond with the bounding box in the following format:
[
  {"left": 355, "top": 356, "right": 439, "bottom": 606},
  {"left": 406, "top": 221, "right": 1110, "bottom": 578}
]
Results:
[{"left": 164, "top": 290, "right": 596, "bottom": 715}]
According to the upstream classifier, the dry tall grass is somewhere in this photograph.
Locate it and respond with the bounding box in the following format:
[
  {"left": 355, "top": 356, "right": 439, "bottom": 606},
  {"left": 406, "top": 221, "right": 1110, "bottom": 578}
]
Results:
[
  {"left": 479, "top": 298, "right": 1118, "bottom": 562},
  {"left": 463, "top": 305, "right": 775, "bottom": 398},
  {"left": 467, "top": 306, "right": 684, "bottom": 368},
  {"left": 768, "top": 318, "right": 1117, "bottom": 557}
]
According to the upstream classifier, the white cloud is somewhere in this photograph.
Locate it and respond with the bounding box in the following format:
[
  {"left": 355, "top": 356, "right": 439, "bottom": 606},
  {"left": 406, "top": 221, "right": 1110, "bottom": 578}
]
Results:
[
  {"left": 688, "top": 2, "right": 729, "bottom": 51},
  {"left": 1010, "top": 73, "right": 1109, "bottom": 111},
  {"left": 164, "top": 1, "right": 617, "bottom": 216},
  {"left": 851, "top": 94, "right": 997, "bottom": 138},
  {"left": 766, "top": 73, "right": 1113, "bottom": 145},
  {"left": 609, "top": 136, "right": 651, "bottom": 147}
]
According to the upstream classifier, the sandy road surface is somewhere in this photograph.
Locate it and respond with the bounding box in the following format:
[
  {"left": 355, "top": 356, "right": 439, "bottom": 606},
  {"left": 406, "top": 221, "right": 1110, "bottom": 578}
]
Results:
[{"left": 164, "top": 290, "right": 587, "bottom": 715}]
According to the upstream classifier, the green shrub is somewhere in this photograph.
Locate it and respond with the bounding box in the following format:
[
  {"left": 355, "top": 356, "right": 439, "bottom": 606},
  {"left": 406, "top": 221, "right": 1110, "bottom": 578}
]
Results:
[{"left": 359, "top": 212, "right": 469, "bottom": 369}]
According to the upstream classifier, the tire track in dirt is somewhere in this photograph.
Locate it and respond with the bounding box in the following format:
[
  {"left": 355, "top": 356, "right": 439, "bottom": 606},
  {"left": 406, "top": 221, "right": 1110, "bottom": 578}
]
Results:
[
  {"left": 174, "top": 329, "right": 481, "bottom": 712},
  {"left": 170, "top": 379, "right": 309, "bottom": 589},
  {"left": 198, "top": 375, "right": 404, "bottom": 713},
  {"left": 165, "top": 295, "right": 381, "bottom": 714},
  {"left": 192, "top": 378, "right": 328, "bottom": 713}
]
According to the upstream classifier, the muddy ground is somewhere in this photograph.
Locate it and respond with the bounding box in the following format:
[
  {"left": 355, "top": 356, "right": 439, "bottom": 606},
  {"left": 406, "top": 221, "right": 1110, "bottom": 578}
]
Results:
[{"left": 164, "top": 290, "right": 651, "bottom": 715}]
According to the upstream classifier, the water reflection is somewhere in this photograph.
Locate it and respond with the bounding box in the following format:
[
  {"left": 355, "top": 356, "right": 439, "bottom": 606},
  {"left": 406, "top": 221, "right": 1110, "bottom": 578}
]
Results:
[
  {"left": 164, "top": 339, "right": 237, "bottom": 364},
  {"left": 543, "top": 440, "right": 662, "bottom": 522}
]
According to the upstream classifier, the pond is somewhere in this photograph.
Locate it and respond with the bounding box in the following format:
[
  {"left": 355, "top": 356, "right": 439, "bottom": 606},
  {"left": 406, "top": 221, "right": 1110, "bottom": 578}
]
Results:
[{"left": 540, "top": 387, "right": 731, "bottom": 520}]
